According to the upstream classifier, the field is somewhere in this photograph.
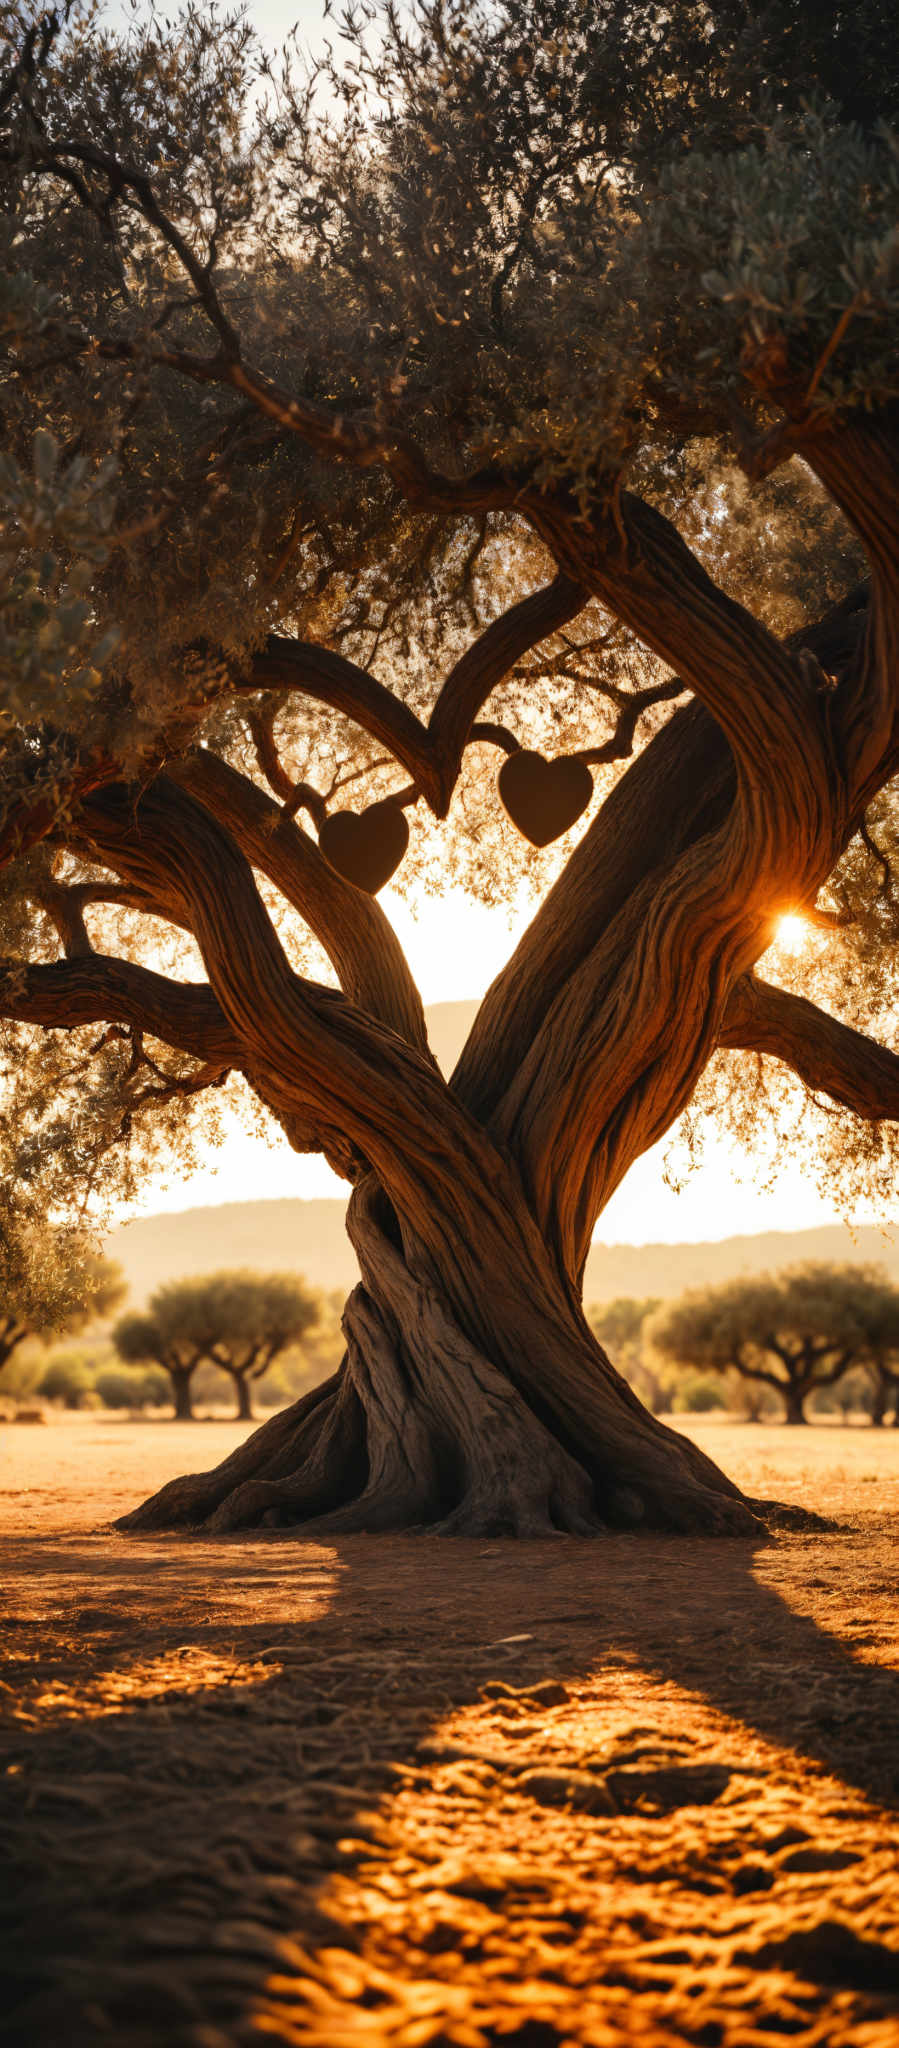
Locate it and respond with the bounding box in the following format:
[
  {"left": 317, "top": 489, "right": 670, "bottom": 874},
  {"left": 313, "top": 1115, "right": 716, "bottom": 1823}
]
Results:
[{"left": 2, "top": 1414, "right": 898, "bottom": 2047}]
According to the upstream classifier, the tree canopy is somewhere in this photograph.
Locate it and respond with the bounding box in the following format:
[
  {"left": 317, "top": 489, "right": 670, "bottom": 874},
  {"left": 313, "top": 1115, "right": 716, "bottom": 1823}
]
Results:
[
  {"left": 2, "top": 0, "right": 899, "bottom": 1535},
  {"left": 648, "top": 1263, "right": 899, "bottom": 1424},
  {"left": 114, "top": 1270, "right": 320, "bottom": 1418},
  {"left": 0, "top": 1198, "right": 124, "bottom": 1374}
]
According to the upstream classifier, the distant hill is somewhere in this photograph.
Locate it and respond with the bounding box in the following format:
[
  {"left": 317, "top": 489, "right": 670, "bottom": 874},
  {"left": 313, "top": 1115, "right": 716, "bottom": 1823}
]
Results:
[{"left": 107, "top": 1200, "right": 899, "bottom": 1311}]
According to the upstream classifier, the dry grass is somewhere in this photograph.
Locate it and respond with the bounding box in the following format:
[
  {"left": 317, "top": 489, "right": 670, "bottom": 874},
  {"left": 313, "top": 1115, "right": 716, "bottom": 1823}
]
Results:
[{"left": 1, "top": 1417, "right": 898, "bottom": 2046}]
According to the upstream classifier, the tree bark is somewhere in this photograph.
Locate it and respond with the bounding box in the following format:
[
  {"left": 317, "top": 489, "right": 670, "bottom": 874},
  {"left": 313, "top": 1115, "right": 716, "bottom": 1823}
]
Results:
[
  {"left": 870, "top": 1376, "right": 888, "bottom": 1427},
  {"left": 0, "top": 1323, "right": 26, "bottom": 1375},
  {"left": 783, "top": 1384, "right": 808, "bottom": 1427},
  {"left": 170, "top": 1368, "right": 196, "bottom": 1421},
  {"left": 231, "top": 1373, "right": 254, "bottom": 1422}
]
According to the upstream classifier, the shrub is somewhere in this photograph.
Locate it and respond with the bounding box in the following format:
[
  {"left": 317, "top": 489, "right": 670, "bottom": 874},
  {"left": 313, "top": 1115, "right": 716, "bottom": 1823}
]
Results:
[
  {"left": 38, "top": 1355, "right": 93, "bottom": 1407},
  {"left": 671, "top": 1371, "right": 727, "bottom": 1415}
]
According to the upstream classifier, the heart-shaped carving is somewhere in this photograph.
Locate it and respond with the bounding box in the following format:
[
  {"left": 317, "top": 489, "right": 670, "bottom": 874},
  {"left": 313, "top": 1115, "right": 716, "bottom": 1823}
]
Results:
[
  {"left": 497, "top": 750, "right": 593, "bottom": 847},
  {"left": 318, "top": 799, "right": 409, "bottom": 894}
]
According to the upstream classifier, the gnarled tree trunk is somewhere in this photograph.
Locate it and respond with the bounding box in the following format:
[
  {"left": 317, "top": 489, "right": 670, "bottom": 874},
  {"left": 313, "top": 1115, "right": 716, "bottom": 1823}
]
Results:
[
  {"left": 119, "top": 1137, "right": 759, "bottom": 1537},
  {"left": 3, "top": 404, "right": 896, "bottom": 1543}
]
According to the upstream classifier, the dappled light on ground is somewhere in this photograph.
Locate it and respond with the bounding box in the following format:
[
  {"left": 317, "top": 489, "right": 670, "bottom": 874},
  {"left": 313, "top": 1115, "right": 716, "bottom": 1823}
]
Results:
[
  {"left": 13, "top": 1645, "right": 282, "bottom": 1723},
  {"left": 1, "top": 1420, "right": 898, "bottom": 2044}
]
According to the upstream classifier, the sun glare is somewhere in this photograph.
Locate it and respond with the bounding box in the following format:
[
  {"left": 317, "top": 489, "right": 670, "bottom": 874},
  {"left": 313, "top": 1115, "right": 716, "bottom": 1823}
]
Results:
[{"left": 775, "top": 913, "right": 808, "bottom": 955}]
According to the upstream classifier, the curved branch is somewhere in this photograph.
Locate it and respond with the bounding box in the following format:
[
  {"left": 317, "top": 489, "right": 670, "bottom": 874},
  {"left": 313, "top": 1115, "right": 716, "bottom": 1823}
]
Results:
[
  {"left": 454, "top": 583, "right": 873, "bottom": 1129},
  {"left": 522, "top": 486, "right": 835, "bottom": 838},
  {"left": 720, "top": 972, "right": 899, "bottom": 1121},
  {"left": 0, "top": 954, "right": 241, "bottom": 1065},
  {"left": 169, "top": 750, "right": 429, "bottom": 1050},
  {"left": 252, "top": 573, "right": 585, "bottom": 815}
]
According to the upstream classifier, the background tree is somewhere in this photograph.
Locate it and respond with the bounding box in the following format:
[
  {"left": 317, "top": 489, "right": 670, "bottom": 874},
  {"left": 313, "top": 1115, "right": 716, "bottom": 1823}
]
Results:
[
  {"left": 180, "top": 1271, "right": 320, "bottom": 1420},
  {"left": 588, "top": 1298, "right": 667, "bottom": 1413},
  {"left": 2, "top": 2, "right": 899, "bottom": 1534},
  {"left": 0, "top": 1200, "right": 124, "bottom": 1379},
  {"left": 114, "top": 1287, "right": 214, "bottom": 1419},
  {"left": 112, "top": 1271, "right": 320, "bottom": 1418},
  {"left": 870, "top": 1365, "right": 899, "bottom": 1427},
  {"left": 648, "top": 1265, "right": 894, "bottom": 1425},
  {"left": 849, "top": 1285, "right": 899, "bottom": 1425}
]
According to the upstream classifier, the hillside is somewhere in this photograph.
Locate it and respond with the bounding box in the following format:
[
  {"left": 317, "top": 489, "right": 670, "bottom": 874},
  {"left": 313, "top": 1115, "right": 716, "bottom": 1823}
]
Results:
[{"left": 107, "top": 1199, "right": 899, "bottom": 1310}]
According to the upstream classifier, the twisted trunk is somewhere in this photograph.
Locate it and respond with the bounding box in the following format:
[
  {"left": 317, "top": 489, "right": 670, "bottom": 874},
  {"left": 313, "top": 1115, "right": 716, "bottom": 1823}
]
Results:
[{"left": 120, "top": 1156, "right": 759, "bottom": 1537}]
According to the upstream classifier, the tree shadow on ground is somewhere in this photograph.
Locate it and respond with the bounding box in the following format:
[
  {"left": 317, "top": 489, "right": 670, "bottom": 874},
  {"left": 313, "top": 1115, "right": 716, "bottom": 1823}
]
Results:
[{"left": 1, "top": 1519, "right": 898, "bottom": 2046}]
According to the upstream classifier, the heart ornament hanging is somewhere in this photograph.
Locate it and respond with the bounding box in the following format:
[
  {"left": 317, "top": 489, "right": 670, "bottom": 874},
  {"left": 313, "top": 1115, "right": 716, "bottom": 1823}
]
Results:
[
  {"left": 319, "top": 799, "right": 410, "bottom": 894},
  {"left": 497, "top": 750, "right": 594, "bottom": 848}
]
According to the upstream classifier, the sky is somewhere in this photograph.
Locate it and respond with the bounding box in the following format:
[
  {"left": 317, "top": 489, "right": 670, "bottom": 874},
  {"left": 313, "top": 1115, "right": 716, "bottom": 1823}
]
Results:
[
  {"left": 100, "top": 0, "right": 896, "bottom": 1250},
  {"left": 138, "top": 888, "right": 890, "bottom": 1247}
]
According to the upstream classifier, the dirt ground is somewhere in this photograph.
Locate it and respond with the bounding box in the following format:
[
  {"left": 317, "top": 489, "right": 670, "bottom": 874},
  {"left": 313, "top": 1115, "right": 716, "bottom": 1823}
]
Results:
[{"left": 1, "top": 1415, "right": 898, "bottom": 2048}]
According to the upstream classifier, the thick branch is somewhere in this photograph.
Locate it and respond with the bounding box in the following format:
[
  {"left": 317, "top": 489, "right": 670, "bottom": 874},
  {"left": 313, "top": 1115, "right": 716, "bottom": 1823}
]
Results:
[
  {"left": 454, "top": 583, "right": 872, "bottom": 1126},
  {"left": 170, "top": 750, "right": 429, "bottom": 1050},
  {"left": 720, "top": 972, "right": 899, "bottom": 1122},
  {"left": 521, "top": 486, "right": 836, "bottom": 842},
  {"left": 252, "top": 573, "right": 585, "bottom": 815},
  {"left": 0, "top": 954, "right": 241, "bottom": 1065}
]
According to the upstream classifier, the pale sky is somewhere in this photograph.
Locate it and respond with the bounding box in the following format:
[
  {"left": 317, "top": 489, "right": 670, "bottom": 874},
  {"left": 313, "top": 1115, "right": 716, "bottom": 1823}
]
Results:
[
  {"left": 101, "top": 1, "right": 896, "bottom": 1251},
  {"left": 138, "top": 890, "right": 892, "bottom": 1246}
]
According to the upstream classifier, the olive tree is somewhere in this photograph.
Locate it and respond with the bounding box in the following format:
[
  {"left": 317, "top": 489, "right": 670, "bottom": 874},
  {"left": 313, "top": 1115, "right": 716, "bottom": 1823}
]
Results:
[
  {"left": 648, "top": 1264, "right": 895, "bottom": 1426},
  {"left": 3, "top": 2, "right": 899, "bottom": 1534},
  {"left": 113, "top": 1271, "right": 319, "bottom": 1419}
]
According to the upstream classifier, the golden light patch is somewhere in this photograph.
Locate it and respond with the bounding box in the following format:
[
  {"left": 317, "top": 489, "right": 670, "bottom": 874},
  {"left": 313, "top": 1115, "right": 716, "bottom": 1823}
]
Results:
[
  {"left": 774, "top": 912, "right": 808, "bottom": 955},
  {"left": 24, "top": 1646, "right": 279, "bottom": 1723}
]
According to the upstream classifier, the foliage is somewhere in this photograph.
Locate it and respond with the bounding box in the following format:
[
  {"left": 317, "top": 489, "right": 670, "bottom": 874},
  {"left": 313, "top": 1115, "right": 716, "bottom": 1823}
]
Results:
[
  {"left": 0, "top": 1199, "right": 125, "bottom": 1373},
  {"left": 93, "top": 1360, "right": 168, "bottom": 1408},
  {"left": 648, "top": 1264, "right": 899, "bottom": 1423},
  {"left": 670, "top": 1371, "right": 728, "bottom": 1416},
  {"left": 588, "top": 1297, "right": 670, "bottom": 1412},
  {"left": 0, "top": 0, "right": 895, "bottom": 1222},
  {"left": 113, "top": 1270, "right": 321, "bottom": 1416},
  {"left": 38, "top": 1351, "right": 93, "bottom": 1406}
]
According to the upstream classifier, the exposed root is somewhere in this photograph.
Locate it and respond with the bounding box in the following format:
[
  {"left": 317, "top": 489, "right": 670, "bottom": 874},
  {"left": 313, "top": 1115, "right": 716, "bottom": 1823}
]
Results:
[
  {"left": 114, "top": 1377, "right": 341, "bottom": 1532},
  {"left": 745, "top": 1497, "right": 838, "bottom": 1532}
]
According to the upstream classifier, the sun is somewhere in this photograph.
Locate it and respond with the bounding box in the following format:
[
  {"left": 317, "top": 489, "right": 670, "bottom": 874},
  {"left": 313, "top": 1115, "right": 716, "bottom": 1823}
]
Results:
[{"left": 775, "top": 913, "right": 808, "bottom": 955}]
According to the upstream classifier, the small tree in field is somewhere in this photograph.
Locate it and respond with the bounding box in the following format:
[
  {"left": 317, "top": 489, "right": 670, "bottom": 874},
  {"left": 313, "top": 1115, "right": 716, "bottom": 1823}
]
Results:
[
  {"left": 185, "top": 1272, "right": 320, "bottom": 1420},
  {"left": 0, "top": 1204, "right": 125, "bottom": 1380},
  {"left": 4, "top": 3, "right": 899, "bottom": 1534},
  {"left": 113, "top": 1273, "right": 319, "bottom": 1419},
  {"left": 114, "top": 1290, "right": 211, "bottom": 1419},
  {"left": 852, "top": 1291, "right": 899, "bottom": 1426},
  {"left": 648, "top": 1265, "right": 893, "bottom": 1426}
]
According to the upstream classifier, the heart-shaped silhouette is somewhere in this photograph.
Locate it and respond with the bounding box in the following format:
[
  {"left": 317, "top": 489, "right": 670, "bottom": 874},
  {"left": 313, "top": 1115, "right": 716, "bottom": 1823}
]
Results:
[
  {"left": 318, "top": 799, "right": 409, "bottom": 894},
  {"left": 497, "top": 750, "right": 593, "bottom": 847}
]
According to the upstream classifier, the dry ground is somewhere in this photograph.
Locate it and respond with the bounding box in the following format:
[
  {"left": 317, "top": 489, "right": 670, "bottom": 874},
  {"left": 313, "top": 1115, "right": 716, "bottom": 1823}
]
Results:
[{"left": 1, "top": 1414, "right": 898, "bottom": 2048}]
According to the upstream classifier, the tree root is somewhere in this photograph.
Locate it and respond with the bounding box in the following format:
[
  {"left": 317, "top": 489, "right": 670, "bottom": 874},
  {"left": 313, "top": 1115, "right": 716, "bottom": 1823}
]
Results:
[{"left": 744, "top": 1497, "right": 837, "bottom": 1532}]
